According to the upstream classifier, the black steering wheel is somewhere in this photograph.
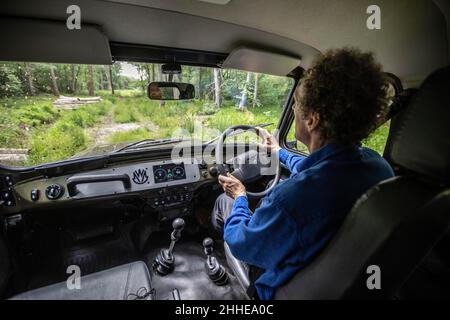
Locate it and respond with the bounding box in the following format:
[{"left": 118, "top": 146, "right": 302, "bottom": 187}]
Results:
[{"left": 214, "top": 125, "right": 281, "bottom": 198}]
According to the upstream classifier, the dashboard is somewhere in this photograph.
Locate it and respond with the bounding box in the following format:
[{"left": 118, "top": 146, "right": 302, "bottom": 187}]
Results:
[{"left": 2, "top": 158, "right": 216, "bottom": 215}]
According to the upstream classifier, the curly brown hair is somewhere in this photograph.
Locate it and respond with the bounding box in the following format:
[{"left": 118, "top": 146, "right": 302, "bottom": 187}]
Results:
[{"left": 295, "top": 48, "right": 387, "bottom": 145}]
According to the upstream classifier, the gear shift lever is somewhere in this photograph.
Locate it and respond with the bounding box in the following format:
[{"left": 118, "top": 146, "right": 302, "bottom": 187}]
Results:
[
  {"left": 203, "top": 238, "right": 228, "bottom": 286},
  {"left": 152, "top": 218, "right": 185, "bottom": 275}
]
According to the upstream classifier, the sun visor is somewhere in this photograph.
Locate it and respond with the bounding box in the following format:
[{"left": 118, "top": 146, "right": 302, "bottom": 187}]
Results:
[
  {"left": 0, "top": 17, "right": 112, "bottom": 65},
  {"left": 222, "top": 47, "right": 301, "bottom": 76}
]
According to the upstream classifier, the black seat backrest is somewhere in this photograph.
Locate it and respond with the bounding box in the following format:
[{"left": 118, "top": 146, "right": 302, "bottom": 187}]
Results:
[{"left": 275, "top": 66, "right": 450, "bottom": 299}]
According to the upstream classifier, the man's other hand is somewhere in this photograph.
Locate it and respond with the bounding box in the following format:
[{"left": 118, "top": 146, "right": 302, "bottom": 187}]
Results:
[
  {"left": 218, "top": 173, "right": 247, "bottom": 199},
  {"left": 256, "top": 127, "right": 281, "bottom": 154}
]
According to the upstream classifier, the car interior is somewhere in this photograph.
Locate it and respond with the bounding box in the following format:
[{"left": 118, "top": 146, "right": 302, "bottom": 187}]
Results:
[{"left": 0, "top": 0, "right": 449, "bottom": 300}]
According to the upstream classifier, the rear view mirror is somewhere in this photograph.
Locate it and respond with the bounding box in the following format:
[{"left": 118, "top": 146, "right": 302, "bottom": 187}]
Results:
[{"left": 147, "top": 82, "right": 195, "bottom": 100}]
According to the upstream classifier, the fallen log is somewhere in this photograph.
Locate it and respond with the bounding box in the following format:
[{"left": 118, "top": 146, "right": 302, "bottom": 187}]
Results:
[
  {"left": 0, "top": 148, "right": 28, "bottom": 164},
  {"left": 53, "top": 95, "right": 102, "bottom": 110},
  {"left": 0, "top": 148, "right": 28, "bottom": 154}
]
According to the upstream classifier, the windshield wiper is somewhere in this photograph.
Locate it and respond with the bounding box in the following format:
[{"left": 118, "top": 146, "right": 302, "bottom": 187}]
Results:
[
  {"left": 114, "top": 137, "right": 189, "bottom": 153},
  {"left": 114, "top": 122, "right": 274, "bottom": 153},
  {"left": 205, "top": 122, "right": 274, "bottom": 144}
]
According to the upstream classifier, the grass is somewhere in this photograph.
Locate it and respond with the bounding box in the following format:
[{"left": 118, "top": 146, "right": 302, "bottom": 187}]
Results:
[
  {"left": 0, "top": 95, "right": 60, "bottom": 148},
  {"left": 0, "top": 91, "right": 391, "bottom": 166},
  {"left": 363, "top": 122, "right": 391, "bottom": 154},
  {"left": 26, "top": 100, "right": 112, "bottom": 165}
]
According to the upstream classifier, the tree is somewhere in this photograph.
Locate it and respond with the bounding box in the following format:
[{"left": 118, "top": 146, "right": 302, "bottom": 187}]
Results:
[
  {"left": 87, "top": 65, "right": 94, "bottom": 96},
  {"left": 24, "top": 63, "right": 36, "bottom": 96},
  {"left": 49, "top": 64, "right": 60, "bottom": 96},
  {"left": 108, "top": 65, "right": 115, "bottom": 95},
  {"left": 253, "top": 73, "right": 259, "bottom": 107},
  {"left": 0, "top": 63, "right": 22, "bottom": 96},
  {"left": 104, "top": 65, "right": 115, "bottom": 95},
  {"left": 198, "top": 67, "right": 203, "bottom": 99},
  {"left": 239, "top": 72, "right": 252, "bottom": 111},
  {"left": 70, "top": 65, "right": 81, "bottom": 93},
  {"left": 213, "top": 68, "right": 221, "bottom": 108}
]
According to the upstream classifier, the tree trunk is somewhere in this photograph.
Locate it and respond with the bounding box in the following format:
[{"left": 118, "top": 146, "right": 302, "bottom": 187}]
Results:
[
  {"left": 24, "top": 63, "right": 36, "bottom": 96},
  {"left": 70, "top": 65, "right": 76, "bottom": 93},
  {"left": 99, "top": 71, "right": 105, "bottom": 90},
  {"left": 108, "top": 65, "right": 115, "bottom": 95},
  {"left": 187, "top": 67, "right": 192, "bottom": 83},
  {"left": 157, "top": 64, "right": 163, "bottom": 81},
  {"left": 137, "top": 65, "right": 145, "bottom": 92},
  {"left": 198, "top": 67, "right": 203, "bottom": 99},
  {"left": 213, "top": 68, "right": 221, "bottom": 108},
  {"left": 73, "top": 66, "right": 81, "bottom": 93},
  {"left": 87, "top": 65, "right": 94, "bottom": 96},
  {"left": 145, "top": 65, "right": 151, "bottom": 83},
  {"left": 239, "top": 72, "right": 252, "bottom": 111},
  {"left": 49, "top": 64, "right": 60, "bottom": 96},
  {"left": 253, "top": 73, "right": 259, "bottom": 107},
  {"left": 152, "top": 64, "right": 155, "bottom": 81}
]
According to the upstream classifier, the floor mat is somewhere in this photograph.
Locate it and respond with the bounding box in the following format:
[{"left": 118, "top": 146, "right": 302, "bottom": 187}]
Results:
[
  {"left": 62, "top": 235, "right": 137, "bottom": 276},
  {"left": 145, "top": 241, "right": 248, "bottom": 300}
]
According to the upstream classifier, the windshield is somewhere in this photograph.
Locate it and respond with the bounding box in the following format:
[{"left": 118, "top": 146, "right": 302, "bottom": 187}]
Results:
[{"left": 0, "top": 62, "right": 294, "bottom": 167}]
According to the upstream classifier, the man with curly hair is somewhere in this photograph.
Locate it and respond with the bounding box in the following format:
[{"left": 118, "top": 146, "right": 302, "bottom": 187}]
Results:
[{"left": 212, "top": 48, "right": 395, "bottom": 300}]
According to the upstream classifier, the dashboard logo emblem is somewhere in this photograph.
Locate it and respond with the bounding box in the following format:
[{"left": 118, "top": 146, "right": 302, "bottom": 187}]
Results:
[{"left": 132, "top": 169, "right": 149, "bottom": 184}]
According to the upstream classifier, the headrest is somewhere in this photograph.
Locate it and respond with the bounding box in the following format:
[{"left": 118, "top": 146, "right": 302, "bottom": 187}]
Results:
[{"left": 389, "top": 66, "right": 450, "bottom": 183}]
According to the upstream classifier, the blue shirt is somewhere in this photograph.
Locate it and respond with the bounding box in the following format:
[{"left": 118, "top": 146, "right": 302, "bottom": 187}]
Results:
[{"left": 223, "top": 144, "right": 394, "bottom": 300}]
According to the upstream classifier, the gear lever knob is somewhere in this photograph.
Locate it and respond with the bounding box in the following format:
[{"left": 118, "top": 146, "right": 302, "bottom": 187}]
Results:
[
  {"left": 203, "top": 237, "right": 214, "bottom": 255},
  {"left": 171, "top": 218, "right": 185, "bottom": 241},
  {"left": 153, "top": 218, "right": 186, "bottom": 276},
  {"left": 172, "top": 218, "right": 185, "bottom": 230},
  {"left": 202, "top": 237, "right": 228, "bottom": 286}
]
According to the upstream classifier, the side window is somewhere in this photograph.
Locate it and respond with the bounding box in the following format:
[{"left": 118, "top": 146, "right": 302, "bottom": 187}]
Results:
[
  {"left": 361, "top": 121, "right": 391, "bottom": 155},
  {"left": 285, "top": 116, "right": 391, "bottom": 155},
  {"left": 363, "top": 81, "right": 397, "bottom": 155},
  {"left": 285, "top": 119, "right": 309, "bottom": 154}
]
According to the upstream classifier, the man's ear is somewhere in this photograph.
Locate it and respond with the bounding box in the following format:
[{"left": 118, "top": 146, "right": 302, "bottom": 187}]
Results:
[{"left": 307, "top": 112, "right": 320, "bottom": 132}]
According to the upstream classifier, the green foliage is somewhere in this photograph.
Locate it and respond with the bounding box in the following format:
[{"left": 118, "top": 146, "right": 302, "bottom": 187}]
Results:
[
  {"left": 28, "top": 122, "right": 86, "bottom": 165},
  {"left": 108, "top": 128, "right": 154, "bottom": 144},
  {"left": 286, "top": 120, "right": 390, "bottom": 155},
  {"left": 25, "top": 99, "right": 112, "bottom": 165},
  {"left": 207, "top": 106, "right": 280, "bottom": 132},
  {"left": 0, "top": 63, "right": 23, "bottom": 96},
  {"left": 257, "top": 75, "right": 293, "bottom": 108},
  {"left": 362, "top": 122, "right": 390, "bottom": 155}
]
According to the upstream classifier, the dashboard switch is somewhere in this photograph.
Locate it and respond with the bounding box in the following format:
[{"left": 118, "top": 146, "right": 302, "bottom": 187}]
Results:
[{"left": 31, "top": 189, "right": 40, "bottom": 201}]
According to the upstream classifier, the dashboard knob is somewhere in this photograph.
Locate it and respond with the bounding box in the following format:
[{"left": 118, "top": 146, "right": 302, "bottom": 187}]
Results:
[
  {"left": 45, "top": 184, "right": 64, "bottom": 200},
  {"left": 208, "top": 166, "right": 218, "bottom": 177}
]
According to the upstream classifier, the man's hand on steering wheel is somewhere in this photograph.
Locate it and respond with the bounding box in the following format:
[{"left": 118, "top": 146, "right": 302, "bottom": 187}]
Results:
[
  {"left": 215, "top": 125, "right": 282, "bottom": 198},
  {"left": 219, "top": 173, "right": 247, "bottom": 199},
  {"left": 256, "top": 127, "right": 281, "bottom": 154}
]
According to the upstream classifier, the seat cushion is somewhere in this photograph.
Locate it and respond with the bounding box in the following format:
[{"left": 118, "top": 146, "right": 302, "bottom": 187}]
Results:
[{"left": 10, "top": 261, "right": 152, "bottom": 300}]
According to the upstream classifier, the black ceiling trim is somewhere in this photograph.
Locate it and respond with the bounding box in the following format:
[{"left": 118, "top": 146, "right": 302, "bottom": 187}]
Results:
[{"left": 110, "top": 42, "right": 228, "bottom": 68}]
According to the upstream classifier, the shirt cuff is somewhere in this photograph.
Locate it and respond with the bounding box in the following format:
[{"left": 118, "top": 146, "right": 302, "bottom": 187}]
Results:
[
  {"left": 278, "top": 148, "right": 291, "bottom": 164},
  {"left": 234, "top": 194, "right": 249, "bottom": 207}
]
